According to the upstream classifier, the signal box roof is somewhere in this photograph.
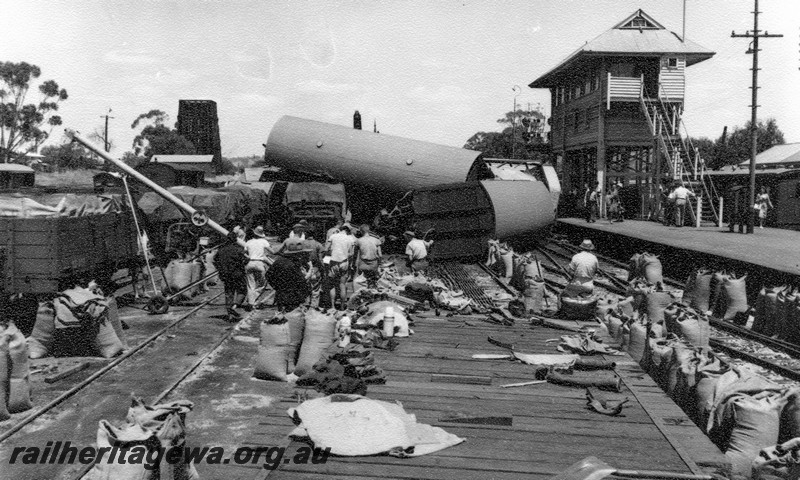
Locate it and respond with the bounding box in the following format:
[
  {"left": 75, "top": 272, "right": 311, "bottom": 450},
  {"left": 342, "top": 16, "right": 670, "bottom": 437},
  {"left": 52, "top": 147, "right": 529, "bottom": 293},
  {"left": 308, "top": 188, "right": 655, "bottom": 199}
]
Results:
[{"left": 530, "top": 9, "right": 715, "bottom": 88}]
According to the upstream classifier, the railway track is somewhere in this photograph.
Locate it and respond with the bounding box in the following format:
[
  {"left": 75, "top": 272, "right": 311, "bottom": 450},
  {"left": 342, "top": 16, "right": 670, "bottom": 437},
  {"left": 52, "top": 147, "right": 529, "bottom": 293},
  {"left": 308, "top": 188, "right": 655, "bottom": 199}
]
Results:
[
  {"left": 0, "top": 278, "right": 247, "bottom": 480},
  {"left": 538, "top": 238, "right": 800, "bottom": 386}
]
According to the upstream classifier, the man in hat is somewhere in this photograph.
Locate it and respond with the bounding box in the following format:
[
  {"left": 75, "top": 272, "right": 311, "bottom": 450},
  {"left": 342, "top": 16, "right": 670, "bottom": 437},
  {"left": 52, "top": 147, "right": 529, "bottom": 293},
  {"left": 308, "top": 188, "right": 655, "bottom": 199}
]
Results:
[
  {"left": 566, "top": 239, "right": 599, "bottom": 295},
  {"left": 243, "top": 225, "right": 274, "bottom": 309},
  {"left": 325, "top": 222, "right": 356, "bottom": 309},
  {"left": 355, "top": 224, "right": 383, "bottom": 288},
  {"left": 214, "top": 230, "right": 249, "bottom": 322},
  {"left": 288, "top": 221, "right": 307, "bottom": 240},
  {"left": 266, "top": 240, "right": 313, "bottom": 312},
  {"left": 404, "top": 230, "right": 433, "bottom": 275}
]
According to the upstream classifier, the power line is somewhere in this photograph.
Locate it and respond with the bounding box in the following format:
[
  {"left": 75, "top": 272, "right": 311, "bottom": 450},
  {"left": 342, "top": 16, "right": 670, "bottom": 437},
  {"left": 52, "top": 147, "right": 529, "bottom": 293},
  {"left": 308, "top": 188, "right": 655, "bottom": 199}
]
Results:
[
  {"left": 99, "top": 108, "right": 114, "bottom": 153},
  {"left": 730, "top": 0, "right": 782, "bottom": 234}
]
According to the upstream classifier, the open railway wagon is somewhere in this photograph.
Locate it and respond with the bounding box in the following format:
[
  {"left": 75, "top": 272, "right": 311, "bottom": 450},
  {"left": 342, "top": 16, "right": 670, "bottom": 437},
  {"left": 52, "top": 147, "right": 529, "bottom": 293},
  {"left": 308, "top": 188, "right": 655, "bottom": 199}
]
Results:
[{"left": 0, "top": 194, "right": 138, "bottom": 296}]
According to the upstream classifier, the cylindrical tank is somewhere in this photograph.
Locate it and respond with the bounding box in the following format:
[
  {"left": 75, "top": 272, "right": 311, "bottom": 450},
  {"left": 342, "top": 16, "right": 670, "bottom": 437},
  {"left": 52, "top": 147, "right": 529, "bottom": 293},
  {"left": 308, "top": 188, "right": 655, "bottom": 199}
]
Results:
[
  {"left": 480, "top": 179, "right": 555, "bottom": 239},
  {"left": 264, "top": 116, "right": 484, "bottom": 192}
]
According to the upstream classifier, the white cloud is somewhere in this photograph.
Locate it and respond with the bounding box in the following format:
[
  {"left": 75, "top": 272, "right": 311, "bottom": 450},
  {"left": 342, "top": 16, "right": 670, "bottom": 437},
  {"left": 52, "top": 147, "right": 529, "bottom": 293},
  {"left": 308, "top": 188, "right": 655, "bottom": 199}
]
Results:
[{"left": 295, "top": 80, "right": 361, "bottom": 94}]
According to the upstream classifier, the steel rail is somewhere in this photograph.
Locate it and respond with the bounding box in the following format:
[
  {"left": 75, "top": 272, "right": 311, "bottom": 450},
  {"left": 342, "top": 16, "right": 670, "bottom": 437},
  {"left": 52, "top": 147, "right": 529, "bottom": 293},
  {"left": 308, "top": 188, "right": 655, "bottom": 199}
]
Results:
[{"left": 0, "top": 292, "right": 222, "bottom": 445}]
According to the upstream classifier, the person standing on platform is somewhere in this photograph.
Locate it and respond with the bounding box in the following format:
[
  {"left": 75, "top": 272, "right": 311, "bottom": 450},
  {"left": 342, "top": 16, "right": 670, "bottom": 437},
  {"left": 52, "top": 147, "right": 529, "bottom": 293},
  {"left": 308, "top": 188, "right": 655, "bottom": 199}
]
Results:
[
  {"left": 583, "top": 183, "right": 595, "bottom": 223},
  {"left": 266, "top": 241, "right": 312, "bottom": 312},
  {"left": 404, "top": 230, "right": 433, "bottom": 275},
  {"left": 243, "top": 226, "right": 273, "bottom": 310},
  {"left": 607, "top": 182, "right": 624, "bottom": 223},
  {"left": 669, "top": 181, "right": 695, "bottom": 227},
  {"left": 355, "top": 224, "right": 383, "bottom": 289},
  {"left": 566, "top": 239, "right": 599, "bottom": 296},
  {"left": 302, "top": 234, "right": 325, "bottom": 308},
  {"left": 755, "top": 186, "right": 774, "bottom": 229},
  {"left": 727, "top": 185, "right": 746, "bottom": 234},
  {"left": 214, "top": 230, "right": 249, "bottom": 322},
  {"left": 325, "top": 223, "right": 356, "bottom": 309}
]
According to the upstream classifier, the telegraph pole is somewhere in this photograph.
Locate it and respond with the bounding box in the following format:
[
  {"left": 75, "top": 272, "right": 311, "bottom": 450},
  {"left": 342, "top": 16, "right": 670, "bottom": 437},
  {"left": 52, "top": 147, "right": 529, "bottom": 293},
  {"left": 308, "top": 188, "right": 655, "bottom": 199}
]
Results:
[
  {"left": 99, "top": 108, "right": 114, "bottom": 152},
  {"left": 731, "top": 0, "right": 782, "bottom": 233}
]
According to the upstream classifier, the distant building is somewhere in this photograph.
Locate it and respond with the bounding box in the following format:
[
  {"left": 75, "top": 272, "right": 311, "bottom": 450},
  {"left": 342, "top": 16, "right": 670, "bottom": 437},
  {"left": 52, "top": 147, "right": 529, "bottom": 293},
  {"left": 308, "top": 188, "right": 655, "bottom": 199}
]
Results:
[
  {"left": 529, "top": 9, "right": 716, "bottom": 222},
  {"left": 177, "top": 100, "right": 223, "bottom": 174},
  {"left": 707, "top": 143, "right": 800, "bottom": 229},
  {"left": 135, "top": 154, "right": 214, "bottom": 189},
  {"left": 0, "top": 164, "right": 35, "bottom": 189}
]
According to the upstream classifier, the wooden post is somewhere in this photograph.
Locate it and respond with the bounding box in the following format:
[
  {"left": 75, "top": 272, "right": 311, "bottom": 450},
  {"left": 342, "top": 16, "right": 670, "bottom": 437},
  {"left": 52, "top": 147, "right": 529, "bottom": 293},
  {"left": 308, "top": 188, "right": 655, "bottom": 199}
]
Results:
[
  {"left": 695, "top": 196, "right": 702, "bottom": 228},
  {"left": 718, "top": 196, "right": 724, "bottom": 228},
  {"left": 598, "top": 63, "right": 608, "bottom": 218}
]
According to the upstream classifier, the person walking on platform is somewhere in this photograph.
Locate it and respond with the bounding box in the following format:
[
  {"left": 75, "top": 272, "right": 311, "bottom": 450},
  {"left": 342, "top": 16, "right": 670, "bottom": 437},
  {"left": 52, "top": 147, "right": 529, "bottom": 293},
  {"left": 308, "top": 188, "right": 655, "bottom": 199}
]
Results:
[
  {"left": 355, "top": 224, "right": 383, "bottom": 289},
  {"left": 566, "top": 239, "right": 599, "bottom": 296},
  {"left": 214, "top": 230, "right": 249, "bottom": 322},
  {"left": 266, "top": 241, "right": 312, "bottom": 312},
  {"left": 727, "top": 185, "right": 746, "bottom": 234},
  {"left": 668, "top": 181, "right": 695, "bottom": 227},
  {"left": 243, "top": 226, "right": 273, "bottom": 309},
  {"left": 325, "top": 222, "right": 356, "bottom": 309},
  {"left": 755, "top": 186, "right": 774, "bottom": 229},
  {"left": 302, "top": 234, "right": 325, "bottom": 308}
]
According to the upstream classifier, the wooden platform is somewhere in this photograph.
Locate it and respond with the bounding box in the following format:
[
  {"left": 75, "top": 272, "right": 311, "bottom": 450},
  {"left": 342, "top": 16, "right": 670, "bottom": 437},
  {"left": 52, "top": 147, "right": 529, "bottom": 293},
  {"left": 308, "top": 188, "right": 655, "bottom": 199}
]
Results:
[
  {"left": 170, "top": 310, "right": 729, "bottom": 480},
  {"left": 557, "top": 217, "right": 800, "bottom": 283}
]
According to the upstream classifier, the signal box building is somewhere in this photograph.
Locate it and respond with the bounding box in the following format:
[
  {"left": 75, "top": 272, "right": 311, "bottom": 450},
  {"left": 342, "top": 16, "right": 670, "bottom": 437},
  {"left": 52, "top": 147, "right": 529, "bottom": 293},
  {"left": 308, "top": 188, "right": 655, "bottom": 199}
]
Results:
[{"left": 529, "top": 9, "right": 717, "bottom": 221}]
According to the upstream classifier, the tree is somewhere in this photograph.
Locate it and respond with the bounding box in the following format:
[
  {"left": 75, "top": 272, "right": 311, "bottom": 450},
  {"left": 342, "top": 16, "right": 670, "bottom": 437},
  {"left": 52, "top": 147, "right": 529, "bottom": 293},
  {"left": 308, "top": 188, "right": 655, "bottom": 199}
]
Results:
[
  {"left": 464, "top": 108, "right": 548, "bottom": 159},
  {"left": 710, "top": 118, "right": 785, "bottom": 169},
  {"left": 0, "top": 61, "right": 68, "bottom": 162},
  {"left": 41, "top": 140, "right": 96, "bottom": 170},
  {"left": 130, "top": 109, "right": 195, "bottom": 158}
]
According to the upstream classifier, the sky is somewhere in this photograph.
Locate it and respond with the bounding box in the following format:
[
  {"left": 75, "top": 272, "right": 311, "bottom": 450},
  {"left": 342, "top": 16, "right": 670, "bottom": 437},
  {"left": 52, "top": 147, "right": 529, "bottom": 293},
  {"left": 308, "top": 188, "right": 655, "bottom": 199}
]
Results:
[{"left": 2, "top": 0, "right": 799, "bottom": 157}]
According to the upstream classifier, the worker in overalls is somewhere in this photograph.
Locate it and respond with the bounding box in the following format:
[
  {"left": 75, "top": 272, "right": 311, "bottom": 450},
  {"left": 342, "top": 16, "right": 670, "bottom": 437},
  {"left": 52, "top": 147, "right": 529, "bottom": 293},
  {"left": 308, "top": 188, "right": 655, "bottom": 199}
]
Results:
[{"left": 565, "top": 239, "right": 599, "bottom": 296}]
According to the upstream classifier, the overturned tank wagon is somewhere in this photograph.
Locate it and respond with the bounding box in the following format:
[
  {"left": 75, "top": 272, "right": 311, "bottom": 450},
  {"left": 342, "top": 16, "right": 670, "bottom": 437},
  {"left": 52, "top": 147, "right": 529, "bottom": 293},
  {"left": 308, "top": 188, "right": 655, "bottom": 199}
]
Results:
[{"left": 263, "top": 116, "right": 559, "bottom": 258}]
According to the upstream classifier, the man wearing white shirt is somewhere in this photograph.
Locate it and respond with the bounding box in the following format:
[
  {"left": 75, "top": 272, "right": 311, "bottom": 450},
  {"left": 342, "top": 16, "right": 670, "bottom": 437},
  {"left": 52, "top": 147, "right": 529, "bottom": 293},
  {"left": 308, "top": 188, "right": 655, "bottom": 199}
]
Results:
[
  {"left": 324, "top": 223, "right": 356, "bottom": 309},
  {"left": 668, "top": 182, "right": 695, "bottom": 227},
  {"left": 244, "top": 226, "right": 273, "bottom": 309}
]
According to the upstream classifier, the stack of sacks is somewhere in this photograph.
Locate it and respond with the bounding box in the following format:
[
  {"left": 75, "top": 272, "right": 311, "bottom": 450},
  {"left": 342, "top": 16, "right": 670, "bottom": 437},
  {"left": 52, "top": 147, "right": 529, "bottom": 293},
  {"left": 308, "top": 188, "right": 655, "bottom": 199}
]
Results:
[
  {"left": 683, "top": 269, "right": 714, "bottom": 313},
  {"left": 663, "top": 303, "right": 711, "bottom": 347},
  {"left": 509, "top": 254, "right": 547, "bottom": 315},
  {"left": 780, "top": 289, "right": 800, "bottom": 344},
  {"left": 718, "top": 273, "right": 749, "bottom": 322},
  {"left": 595, "top": 294, "right": 635, "bottom": 319},
  {"left": 643, "top": 286, "right": 682, "bottom": 329},
  {"left": 600, "top": 310, "right": 629, "bottom": 347},
  {"left": 163, "top": 259, "right": 203, "bottom": 300},
  {"left": 698, "top": 367, "right": 787, "bottom": 479},
  {"left": 27, "top": 288, "right": 126, "bottom": 359},
  {"left": 709, "top": 271, "right": 730, "bottom": 317},
  {"left": 752, "top": 286, "right": 788, "bottom": 337},
  {"left": 622, "top": 313, "right": 664, "bottom": 364},
  {"left": 253, "top": 307, "right": 338, "bottom": 381},
  {"left": 85, "top": 397, "right": 198, "bottom": 480},
  {"left": 0, "top": 322, "right": 33, "bottom": 420},
  {"left": 629, "top": 252, "right": 664, "bottom": 286},
  {"left": 626, "top": 278, "right": 656, "bottom": 313}
]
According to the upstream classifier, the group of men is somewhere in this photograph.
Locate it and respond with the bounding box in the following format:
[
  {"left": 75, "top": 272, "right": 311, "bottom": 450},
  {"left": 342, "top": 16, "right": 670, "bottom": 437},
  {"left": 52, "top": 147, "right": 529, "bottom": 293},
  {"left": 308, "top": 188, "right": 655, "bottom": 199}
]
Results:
[
  {"left": 213, "top": 219, "right": 433, "bottom": 321},
  {"left": 582, "top": 182, "right": 624, "bottom": 224}
]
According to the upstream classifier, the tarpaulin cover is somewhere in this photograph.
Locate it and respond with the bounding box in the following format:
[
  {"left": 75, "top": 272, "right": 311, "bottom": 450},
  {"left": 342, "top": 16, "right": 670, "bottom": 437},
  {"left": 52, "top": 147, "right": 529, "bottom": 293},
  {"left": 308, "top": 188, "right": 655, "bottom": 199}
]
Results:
[
  {"left": 216, "top": 184, "right": 270, "bottom": 227},
  {"left": 0, "top": 194, "right": 125, "bottom": 217},
  {"left": 284, "top": 182, "right": 345, "bottom": 205},
  {"left": 137, "top": 186, "right": 239, "bottom": 223},
  {"left": 288, "top": 394, "right": 464, "bottom": 457}
]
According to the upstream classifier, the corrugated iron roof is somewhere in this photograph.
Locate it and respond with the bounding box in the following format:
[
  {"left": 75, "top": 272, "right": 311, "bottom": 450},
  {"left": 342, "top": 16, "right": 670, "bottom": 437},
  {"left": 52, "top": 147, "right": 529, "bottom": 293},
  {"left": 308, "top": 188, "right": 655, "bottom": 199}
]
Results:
[
  {"left": 529, "top": 9, "right": 714, "bottom": 88},
  {"left": 0, "top": 163, "right": 35, "bottom": 173},
  {"left": 151, "top": 154, "right": 214, "bottom": 163},
  {"left": 738, "top": 143, "right": 800, "bottom": 167}
]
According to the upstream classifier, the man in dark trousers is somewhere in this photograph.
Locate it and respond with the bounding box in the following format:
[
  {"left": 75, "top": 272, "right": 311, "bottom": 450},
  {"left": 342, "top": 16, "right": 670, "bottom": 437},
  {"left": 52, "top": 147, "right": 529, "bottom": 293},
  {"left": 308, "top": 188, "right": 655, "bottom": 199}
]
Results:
[
  {"left": 266, "top": 240, "right": 312, "bottom": 312},
  {"left": 214, "top": 230, "right": 249, "bottom": 322}
]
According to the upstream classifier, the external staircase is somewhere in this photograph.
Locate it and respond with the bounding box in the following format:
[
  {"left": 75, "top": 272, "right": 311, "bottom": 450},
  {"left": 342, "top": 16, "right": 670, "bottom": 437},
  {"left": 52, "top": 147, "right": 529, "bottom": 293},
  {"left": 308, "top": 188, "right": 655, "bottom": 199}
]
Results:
[{"left": 639, "top": 88, "right": 721, "bottom": 226}]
